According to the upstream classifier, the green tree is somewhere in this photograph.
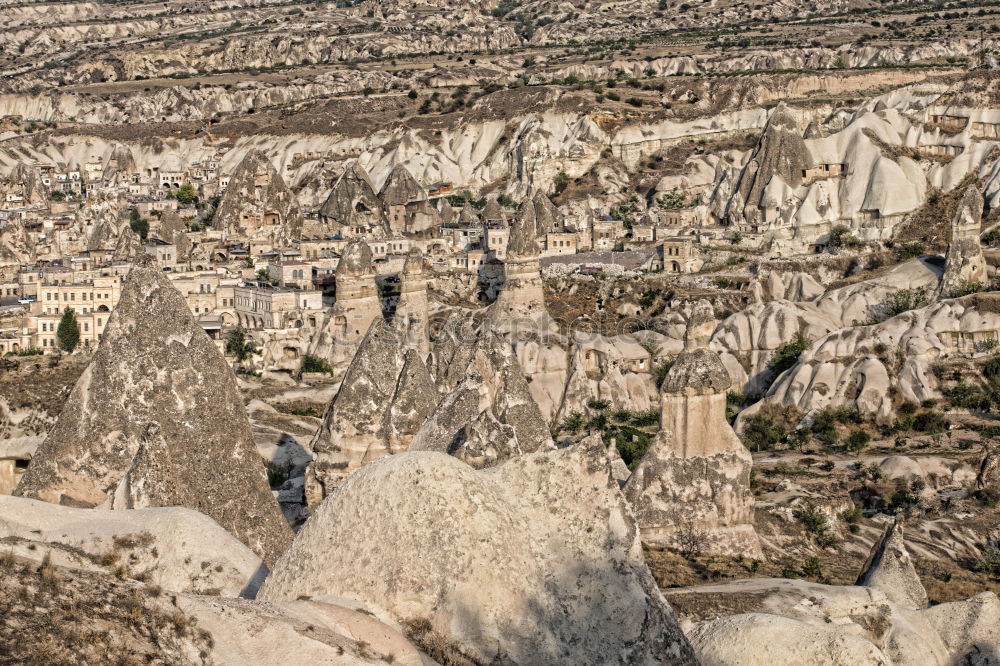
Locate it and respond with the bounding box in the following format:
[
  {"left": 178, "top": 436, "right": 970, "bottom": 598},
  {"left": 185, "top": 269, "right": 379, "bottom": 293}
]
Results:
[
  {"left": 225, "top": 327, "right": 257, "bottom": 364},
  {"left": 553, "top": 170, "right": 570, "bottom": 194},
  {"left": 56, "top": 307, "right": 80, "bottom": 353},
  {"left": 175, "top": 182, "right": 198, "bottom": 204},
  {"left": 129, "top": 208, "right": 149, "bottom": 240},
  {"left": 769, "top": 333, "right": 810, "bottom": 377},
  {"left": 50, "top": 190, "right": 66, "bottom": 202}
]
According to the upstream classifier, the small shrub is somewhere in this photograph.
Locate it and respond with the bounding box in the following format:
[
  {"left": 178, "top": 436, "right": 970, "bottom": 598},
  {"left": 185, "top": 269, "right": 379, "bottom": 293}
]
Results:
[
  {"left": 974, "top": 546, "right": 1000, "bottom": 578},
  {"left": 742, "top": 414, "right": 787, "bottom": 452},
  {"left": 801, "top": 556, "right": 823, "bottom": 578},
  {"left": 301, "top": 354, "right": 333, "bottom": 375},
  {"left": 587, "top": 398, "right": 610, "bottom": 411},
  {"left": 846, "top": 428, "right": 871, "bottom": 453}
]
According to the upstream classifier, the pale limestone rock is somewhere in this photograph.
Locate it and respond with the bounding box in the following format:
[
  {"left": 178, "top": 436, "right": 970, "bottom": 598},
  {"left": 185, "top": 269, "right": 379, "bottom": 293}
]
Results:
[
  {"left": 260, "top": 439, "right": 698, "bottom": 665},
  {"left": 938, "top": 185, "right": 990, "bottom": 298},
  {"left": 624, "top": 302, "right": 761, "bottom": 556},
  {"left": 306, "top": 318, "right": 436, "bottom": 501},
  {"left": 15, "top": 253, "right": 291, "bottom": 565},
  {"left": 0, "top": 495, "right": 266, "bottom": 598},
  {"left": 409, "top": 332, "right": 553, "bottom": 468},
  {"left": 855, "top": 520, "right": 929, "bottom": 608}
]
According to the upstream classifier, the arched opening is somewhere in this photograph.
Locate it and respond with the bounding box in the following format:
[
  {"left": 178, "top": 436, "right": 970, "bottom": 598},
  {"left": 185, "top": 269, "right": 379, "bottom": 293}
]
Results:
[{"left": 98, "top": 304, "right": 110, "bottom": 312}]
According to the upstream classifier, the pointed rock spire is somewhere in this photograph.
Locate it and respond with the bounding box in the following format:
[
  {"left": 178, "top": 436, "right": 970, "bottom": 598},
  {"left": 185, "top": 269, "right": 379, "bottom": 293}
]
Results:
[
  {"left": 408, "top": 333, "right": 553, "bottom": 468},
  {"left": 856, "top": 520, "right": 928, "bottom": 608},
  {"left": 16, "top": 252, "right": 291, "bottom": 565},
  {"left": 380, "top": 164, "right": 426, "bottom": 206},
  {"left": 319, "top": 161, "right": 384, "bottom": 236},
  {"left": 726, "top": 103, "right": 807, "bottom": 227},
  {"left": 306, "top": 318, "right": 436, "bottom": 501},
  {"left": 214, "top": 150, "right": 304, "bottom": 241},
  {"left": 938, "top": 185, "right": 989, "bottom": 299}
]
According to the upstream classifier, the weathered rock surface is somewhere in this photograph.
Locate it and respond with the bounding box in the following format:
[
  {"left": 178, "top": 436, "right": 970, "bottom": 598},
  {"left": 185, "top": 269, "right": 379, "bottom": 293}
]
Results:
[
  {"left": 214, "top": 149, "right": 304, "bottom": 243},
  {"left": 625, "top": 303, "right": 761, "bottom": 556},
  {"left": 409, "top": 332, "right": 553, "bottom": 468},
  {"left": 15, "top": 253, "right": 291, "bottom": 565},
  {"left": 0, "top": 555, "right": 433, "bottom": 666},
  {"left": 0, "top": 495, "right": 266, "bottom": 598},
  {"left": 855, "top": 520, "right": 929, "bottom": 608},
  {"left": 260, "top": 438, "right": 698, "bottom": 665},
  {"left": 938, "top": 185, "right": 989, "bottom": 299},
  {"left": 741, "top": 292, "right": 1000, "bottom": 423},
  {"left": 306, "top": 318, "right": 436, "bottom": 501},
  {"left": 309, "top": 238, "right": 382, "bottom": 380}
]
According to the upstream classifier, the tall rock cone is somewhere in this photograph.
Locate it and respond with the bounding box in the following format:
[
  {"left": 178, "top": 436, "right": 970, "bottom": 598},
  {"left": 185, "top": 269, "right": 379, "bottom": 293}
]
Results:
[
  {"left": 409, "top": 332, "right": 553, "bottom": 467},
  {"left": 214, "top": 150, "right": 304, "bottom": 243},
  {"left": 725, "top": 103, "right": 807, "bottom": 227},
  {"left": 305, "top": 317, "right": 436, "bottom": 503},
  {"left": 856, "top": 520, "right": 929, "bottom": 608},
  {"left": 15, "top": 253, "right": 291, "bottom": 565},
  {"left": 937, "top": 185, "right": 989, "bottom": 299},
  {"left": 623, "top": 301, "right": 761, "bottom": 557}
]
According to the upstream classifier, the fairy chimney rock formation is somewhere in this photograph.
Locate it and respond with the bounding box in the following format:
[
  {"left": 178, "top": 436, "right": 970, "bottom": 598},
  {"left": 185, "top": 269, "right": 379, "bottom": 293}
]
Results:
[
  {"left": 319, "top": 161, "right": 386, "bottom": 237},
  {"left": 487, "top": 213, "right": 547, "bottom": 329},
  {"left": 856, "top": 520, "right": 929, "bottom": 608},
  {"left": 724, "top": 103, "right": 808, "bottom": 228},
  {"left": 309, "top": 238, "right": 382, "bottom": 380},
  {"left": 393, "top": 247, "right": 430, "bottom": 356},
  {"left": 305, "top": 318, "right": 436, "bottom": 503},
  {"left": 624, "top": 302, "right": 761, "bottom": 556},
  {"left": 214, "top": 150, "right": 304, "bottom": 243},
  {"left": 938, "top": 185, "right": 989, "bottom": 298},
  {"left": 409, "top": 332, "right": 553, "bottom": 468},
  {"left": 15, "top": 253, "right": 291, "bottom": 565}
]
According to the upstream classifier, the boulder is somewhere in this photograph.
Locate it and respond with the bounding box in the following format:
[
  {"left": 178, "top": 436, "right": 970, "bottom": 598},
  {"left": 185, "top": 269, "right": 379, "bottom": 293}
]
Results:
[
  {"left": 260, "top": 438, "right": 697, "bottom": 665},
  {"left": 0, "top": 495, "right": 265, "bottom": 598}
]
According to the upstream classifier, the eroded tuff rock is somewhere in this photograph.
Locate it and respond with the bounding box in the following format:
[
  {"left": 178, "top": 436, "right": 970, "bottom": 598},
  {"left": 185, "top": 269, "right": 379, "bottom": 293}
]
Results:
[
  {"left": 260, "top": 438, "right": 698, "bottom": 665},
  {"left": 306, "top": 318, "right": 436, "bottom": 502},
  {"left": 856, "top": 520, "right": 929, "bottom": 608},
  {"left": 625, "top": 302, "right": 761, "bottom": 556},
  {"left": 393, "top": 247, "right": 430, "bottom": 356},
  {"left": 938, "top": 185, "right": 989, "bottom": 299},
  {"left": 720, "top": 102, "right": 807, "bottom": 228},
  {"left": 409, "top": 332, "right": 553, "bottom": 468},
  {"left": 741, "top": 292, "right": 1000, "bottom": 424},
  {"left": 486, "top": 212, "right": 548, "bottom": 331},
  {"left": 674, "top": 578, "right": 1000, "bottom": 665},
  {"left": 15, "top": 253, "right": 291, "bottom": 565},
  {"left": 309, "top": 238, "right": 382, "bottom": 379},
  {"left": 319, "top": 161, "right": 386, "bottom": 237},
  {"left": 1, "top": 556, "right": 432, "bottom": 666},
  {"left": 213, "top": 149, "right": 304, "bottom": 243},
  {"left": 0, "top": 495, "right": 266, "bottom": 598}
]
